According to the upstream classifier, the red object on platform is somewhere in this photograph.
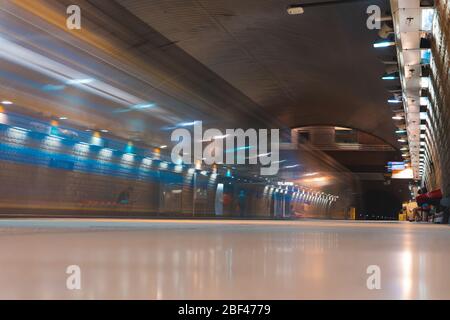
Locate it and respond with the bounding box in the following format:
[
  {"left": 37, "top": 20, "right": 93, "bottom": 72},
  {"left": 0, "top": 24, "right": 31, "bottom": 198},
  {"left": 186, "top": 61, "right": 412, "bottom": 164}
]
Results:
[
  {"left": 416, "top": 189, "right": 442, "bottom": 205},
  {"left": 427, "top": 189, "right": 443, "bottom": 200},
  {"left": 416, "top": 193, "right": 428, "bottom": 206}
]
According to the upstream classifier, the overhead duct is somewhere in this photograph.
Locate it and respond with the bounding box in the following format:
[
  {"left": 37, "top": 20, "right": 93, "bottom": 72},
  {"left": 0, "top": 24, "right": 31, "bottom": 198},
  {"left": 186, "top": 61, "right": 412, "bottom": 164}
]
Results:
[{"left": 378, "top": 22, "right": 394, "bottom": 39}]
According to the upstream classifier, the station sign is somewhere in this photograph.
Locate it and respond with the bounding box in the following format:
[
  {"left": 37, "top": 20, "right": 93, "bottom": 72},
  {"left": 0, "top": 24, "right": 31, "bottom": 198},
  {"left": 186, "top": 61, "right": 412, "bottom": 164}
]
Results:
[{"left": 387, "top": 161, "right": 405, "bottom": 172}]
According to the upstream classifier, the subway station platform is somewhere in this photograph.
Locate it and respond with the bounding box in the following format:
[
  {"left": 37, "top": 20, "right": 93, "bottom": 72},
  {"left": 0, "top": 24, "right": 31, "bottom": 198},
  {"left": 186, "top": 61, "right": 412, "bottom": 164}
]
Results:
[{"left": 0, "top": 219, "right": 448, "bottom": 300}]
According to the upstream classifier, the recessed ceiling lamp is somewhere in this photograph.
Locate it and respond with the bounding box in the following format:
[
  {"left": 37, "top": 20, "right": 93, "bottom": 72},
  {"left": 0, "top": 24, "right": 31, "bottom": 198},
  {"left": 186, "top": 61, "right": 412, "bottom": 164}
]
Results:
[
  {"left": 382, "top": 73, "right": 399, "bottom": 80},
  {"left": 373, "top": 41, "right": 395, "bottom": 48},
  {"left": 286, "top": 5, "right": 304, "bottom": 15}
]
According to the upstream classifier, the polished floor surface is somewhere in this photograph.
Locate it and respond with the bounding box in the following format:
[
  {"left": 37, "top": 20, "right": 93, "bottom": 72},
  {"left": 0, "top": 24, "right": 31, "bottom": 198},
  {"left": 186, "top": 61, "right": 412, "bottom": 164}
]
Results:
[{"left": 0, "top": 218, "right": 449, "bottom": 299}]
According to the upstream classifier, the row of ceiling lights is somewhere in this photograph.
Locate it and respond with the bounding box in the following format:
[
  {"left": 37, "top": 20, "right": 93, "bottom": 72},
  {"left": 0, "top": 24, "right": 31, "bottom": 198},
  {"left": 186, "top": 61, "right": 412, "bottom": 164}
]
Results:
[
  {"left": 372, "top": 16, "right": 411, "bottom": 154},
  {"left": 392, "top": 2, "right": 434, "bottom": 179},
  {"left": 285, "top": 1, "right": 420, "bottom": 176},
  {"left": 373, "top": 2, "right": 434, "bottom": 180}
]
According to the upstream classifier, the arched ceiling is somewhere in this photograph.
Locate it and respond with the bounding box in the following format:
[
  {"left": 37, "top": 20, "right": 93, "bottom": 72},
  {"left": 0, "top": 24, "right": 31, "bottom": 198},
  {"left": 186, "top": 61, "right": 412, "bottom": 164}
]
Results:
[
  {"left": 11, "top": 0, "right": 399, "bottom": 147},
  {"left": 112, "top": 0, "right": 399, "bottom": 146}
]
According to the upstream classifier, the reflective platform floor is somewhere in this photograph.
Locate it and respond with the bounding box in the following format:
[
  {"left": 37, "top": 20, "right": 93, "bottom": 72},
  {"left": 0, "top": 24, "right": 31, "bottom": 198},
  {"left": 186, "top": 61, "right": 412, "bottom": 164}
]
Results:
[{"left": 0, "top": 219, "right": 449, "bottom": 299}]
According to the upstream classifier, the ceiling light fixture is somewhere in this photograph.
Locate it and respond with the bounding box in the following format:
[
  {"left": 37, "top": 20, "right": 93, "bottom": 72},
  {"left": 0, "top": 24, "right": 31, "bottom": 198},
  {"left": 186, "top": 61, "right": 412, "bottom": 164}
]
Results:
[
  {"left": 287, "top": 0, "right": 367, "bottom": 15},
  {"left": 373, "top": 41, "right": 395, "bottom": 48},
  {"left": 286, "top": 5, "right": 304, "bottom": 14}
]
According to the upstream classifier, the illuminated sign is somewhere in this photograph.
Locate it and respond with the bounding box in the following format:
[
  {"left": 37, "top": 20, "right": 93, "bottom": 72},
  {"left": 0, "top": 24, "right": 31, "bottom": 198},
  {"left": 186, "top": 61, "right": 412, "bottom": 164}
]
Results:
[
  {"left": 391, "top": 168, "right": 414, "bottom": 179},
  {"left": 277, "top": 181, "right": 294, "bottom": 186},
  {"left": 387, "top": 161, "right": 405, "bottom": 172}
]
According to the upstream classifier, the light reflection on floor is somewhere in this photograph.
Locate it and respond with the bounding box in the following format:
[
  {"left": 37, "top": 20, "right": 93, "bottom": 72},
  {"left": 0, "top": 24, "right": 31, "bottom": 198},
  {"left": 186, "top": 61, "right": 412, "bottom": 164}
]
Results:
[{"left": 0, "top": 218, "right": 449, "bottom": 299}]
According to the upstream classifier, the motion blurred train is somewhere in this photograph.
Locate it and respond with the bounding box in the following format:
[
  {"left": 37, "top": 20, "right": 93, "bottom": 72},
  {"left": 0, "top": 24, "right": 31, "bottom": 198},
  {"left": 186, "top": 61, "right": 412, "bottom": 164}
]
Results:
[{"left": 0, "top": 110, "right": 356, "bottom": 219}]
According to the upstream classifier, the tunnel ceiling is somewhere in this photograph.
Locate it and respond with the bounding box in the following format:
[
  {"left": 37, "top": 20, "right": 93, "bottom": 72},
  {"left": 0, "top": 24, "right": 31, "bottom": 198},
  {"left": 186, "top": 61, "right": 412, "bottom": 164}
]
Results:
[{"left": 110, "top": 0, "right": 398, "bottom": 146}]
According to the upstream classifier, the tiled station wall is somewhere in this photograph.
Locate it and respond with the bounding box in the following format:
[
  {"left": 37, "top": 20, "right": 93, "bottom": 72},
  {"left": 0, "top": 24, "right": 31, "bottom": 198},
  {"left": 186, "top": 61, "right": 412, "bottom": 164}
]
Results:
[{"left": 426, "top": 1, "right": 450, "bottom": 196}]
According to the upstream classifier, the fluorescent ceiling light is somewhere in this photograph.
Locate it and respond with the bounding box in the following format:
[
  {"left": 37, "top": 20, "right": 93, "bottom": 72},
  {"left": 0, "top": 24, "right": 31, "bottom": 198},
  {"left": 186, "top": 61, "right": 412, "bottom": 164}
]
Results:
[
  {"left": 373, "top": 41, "right": 395, "bottom": 48},
  {"left": 287, "top": 6, "right": 304, "bottom": 15},
  {"left": 420, "top": 97, "right": 429, "bottom": 105},
  {"left": 67, "top": 78, "right": 94, "bottom": 85},
  {"left": 422, "top": 9, "right": 434, "bottom": 31},
  {"left": 421, "top": 77, "right": 430, "bottom": 88}
]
